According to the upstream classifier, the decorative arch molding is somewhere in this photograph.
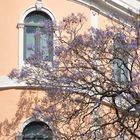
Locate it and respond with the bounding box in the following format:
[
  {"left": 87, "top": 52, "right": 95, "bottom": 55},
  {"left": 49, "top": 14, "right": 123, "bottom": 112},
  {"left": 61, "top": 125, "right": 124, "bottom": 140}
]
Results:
[
  {"left": 18, "top": 5, "right": 56, "bottom": 68},
  {"left": 16, "top": 117, "right": 57, "bottom": 140},
  {"left": 19, "top": 6, "right": 56, "bottom": 24}
]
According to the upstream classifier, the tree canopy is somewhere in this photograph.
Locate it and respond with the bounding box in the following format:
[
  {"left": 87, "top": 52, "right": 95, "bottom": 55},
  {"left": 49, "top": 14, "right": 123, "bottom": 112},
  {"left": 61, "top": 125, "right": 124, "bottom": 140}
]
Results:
[{"left": 8, "top": 13, "right": 140, "bottom": 139}]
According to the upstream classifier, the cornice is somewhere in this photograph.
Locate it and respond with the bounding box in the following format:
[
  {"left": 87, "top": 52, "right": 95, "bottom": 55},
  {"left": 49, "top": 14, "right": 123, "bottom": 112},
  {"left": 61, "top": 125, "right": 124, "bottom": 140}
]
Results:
[{"left": 70, "top": 0, "right": 140, "bottom": 26}]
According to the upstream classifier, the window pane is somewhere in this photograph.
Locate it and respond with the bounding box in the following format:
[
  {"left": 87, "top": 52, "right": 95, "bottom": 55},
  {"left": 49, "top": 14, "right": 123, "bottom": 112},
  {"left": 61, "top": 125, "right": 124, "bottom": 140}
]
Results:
[
  {"left": 24, "top": 11, "right": 53, "bottom": 61},
  {"left": 24, "top": 26, "right": 52, "bottom": 60},
  {"left": 22, "top": 122, "right": 53, "bottom": 140},
  {"left": 113, "top": 42, "right": 128, "bottom": 83},
  {"left": 25, "top": 11, "right": 51, "bottom": 24},
  {"left": 24, "top": 26, "right": 36, "bottom": 59}
]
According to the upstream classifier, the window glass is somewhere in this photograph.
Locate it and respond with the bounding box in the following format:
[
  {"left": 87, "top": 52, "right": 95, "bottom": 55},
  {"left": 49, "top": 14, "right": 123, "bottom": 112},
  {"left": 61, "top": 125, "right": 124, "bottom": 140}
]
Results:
[
  {"left": 22, "top": 121, "right": 53, "bottom": 140},
  {"left": 24, "top": 11, "right": 53, "bottom": 61},
  {"left": 113, "top": 35, "right": 128, "bottom": 83},
  {"left": 25, "top": 12, "right": 49, "bottom": 24}
]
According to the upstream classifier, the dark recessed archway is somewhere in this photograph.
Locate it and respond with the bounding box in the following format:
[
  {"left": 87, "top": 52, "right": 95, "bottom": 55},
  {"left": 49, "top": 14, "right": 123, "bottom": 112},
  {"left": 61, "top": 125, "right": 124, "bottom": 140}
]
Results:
[{"left": 22, "top": 121, "right": 53, "bottom": 140}]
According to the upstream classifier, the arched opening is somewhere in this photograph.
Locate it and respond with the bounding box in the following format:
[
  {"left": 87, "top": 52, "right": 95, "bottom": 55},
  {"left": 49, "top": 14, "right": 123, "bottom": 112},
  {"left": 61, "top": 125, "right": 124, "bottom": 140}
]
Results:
[
  {"left": 24, "top": 11, "right": 53, "bottom": 61},
  {"left": 22, "top": 121, "right": 53, "bottom": 140},
  {"left": 18, "top": 6, "right": 55, "bottom": 68}
]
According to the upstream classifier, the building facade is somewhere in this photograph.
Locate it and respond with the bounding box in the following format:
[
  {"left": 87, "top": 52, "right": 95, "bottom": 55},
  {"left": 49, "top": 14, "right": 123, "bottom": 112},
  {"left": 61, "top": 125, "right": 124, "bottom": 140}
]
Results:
[{"left": 0, "top": 0, "right": 139, "bottom": 139}]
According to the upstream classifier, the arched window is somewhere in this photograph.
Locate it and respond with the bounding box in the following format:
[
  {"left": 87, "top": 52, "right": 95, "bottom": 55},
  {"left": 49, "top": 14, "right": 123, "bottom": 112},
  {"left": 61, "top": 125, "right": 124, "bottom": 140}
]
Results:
[
  {"left": 113, "top": 33, "right": 128, "bottom": 83},
  {"left": 24, "top": 11, "right": 53, "bottom": 61},
  {"left": 22, "top": 121, "right": 53, "bottom": 140}
]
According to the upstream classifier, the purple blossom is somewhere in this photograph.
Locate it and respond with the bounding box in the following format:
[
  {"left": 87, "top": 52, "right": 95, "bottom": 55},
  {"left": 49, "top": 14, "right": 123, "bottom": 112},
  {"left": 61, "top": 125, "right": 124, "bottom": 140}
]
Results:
[
  {"left": 59, "top": 77, "right": 72, "bottom": 84},
  {"left": 82, "top": 70, "right": 92, "bottom": 77},
  {"left": 128, "top": 80, "right": 138, "bottom": 87},
  {"left": 133, "top": 72, "right": 139, "bottom": 78},
  {"left": 57, "top": 13, "right": 86, "bottom": 32},
  {"left": 92, "top": 29, "right": 107, "bottom": 46},
  {"left": 106, "top": 31, "right": 114, "bottom": 37},
  {"left": 8, "top": 69, "right": 19, "bottom": 79},
  {"left": 25, "top": 54, "right": 42, "bottom": 67},
  {"left": 47, "top": 40, "right": 53, "bottom": 47},
  {"left": 116, "top": 32, "right": 126, "bottom": 42},
  {"left": 71, "top": 69, "right": 92, "bottom": 80},
  {"left": 48, "top": 90, "right": 56, "bottom": 98},
  {"left": 54, "top": 45, "right": 67, "bottom": 56},
  {"left": 54, "top": 46, "right": 62, "bottom": 56},
  {"left": 19, "top": 69, "right": 28, "bottom": 79},
  {"left": 44, "top": 20, "right": 54, "bottom": 33},
  {"left": 126, "top": 26, "right": 135, "bottom": 33},
  {"left": 135, "top": 103, "right": 140, "bottom": 110},
  {"left": 128, "top": 39, "right": 137, "bottom": 48},
  {"left": 72, "top": 71, "right": 82, "bottom": 80},
  {"left": 52, "top": 60, "right": 59, "bottom": 67},
  {"left": 69, "top": 35, "right": 84, "bottom": 49},
  {"left": 136, "top": 20, "right": 140, "bottom": 29},
  {"left": 75, "top": 35, "right": 84, "bottom": 45}
]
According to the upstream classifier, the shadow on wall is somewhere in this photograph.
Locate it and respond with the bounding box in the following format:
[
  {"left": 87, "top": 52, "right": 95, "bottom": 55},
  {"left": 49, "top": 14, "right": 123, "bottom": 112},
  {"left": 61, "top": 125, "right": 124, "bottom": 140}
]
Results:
[
  {"left": 0, "top": 90, "right": 46, "bottom": 140},
  {"left": 0, "top": 88, "right": 93, "bottom": 140}
]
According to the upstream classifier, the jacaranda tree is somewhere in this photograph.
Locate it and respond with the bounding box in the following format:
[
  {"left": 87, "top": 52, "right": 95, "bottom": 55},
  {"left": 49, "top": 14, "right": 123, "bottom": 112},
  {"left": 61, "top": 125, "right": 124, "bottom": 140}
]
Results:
[{"left": 9, "top": 13, "right": 140, "bottom": 139}]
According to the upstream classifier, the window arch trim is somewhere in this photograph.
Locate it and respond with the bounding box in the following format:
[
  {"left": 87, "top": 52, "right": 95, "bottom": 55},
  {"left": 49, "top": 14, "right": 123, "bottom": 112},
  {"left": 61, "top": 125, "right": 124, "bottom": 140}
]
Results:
[
  {"left": 18, "top": 6, "right": 56, "bottom": 69},
  {"left": 16, "top": 117, "right": 56, "bottom": 140}
]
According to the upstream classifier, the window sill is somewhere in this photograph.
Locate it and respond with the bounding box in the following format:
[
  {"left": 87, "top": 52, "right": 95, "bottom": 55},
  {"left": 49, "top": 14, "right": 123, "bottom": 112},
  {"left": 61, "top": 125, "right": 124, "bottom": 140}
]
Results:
[{"left": 0, "top": 76, "right": 26, "bottom": 90}]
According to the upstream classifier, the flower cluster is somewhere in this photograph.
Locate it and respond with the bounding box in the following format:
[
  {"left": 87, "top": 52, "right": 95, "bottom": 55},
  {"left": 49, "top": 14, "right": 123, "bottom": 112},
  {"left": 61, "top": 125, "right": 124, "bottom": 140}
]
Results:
[{"left": 8, "top": 69, "right": 19, "bottom": 79}]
